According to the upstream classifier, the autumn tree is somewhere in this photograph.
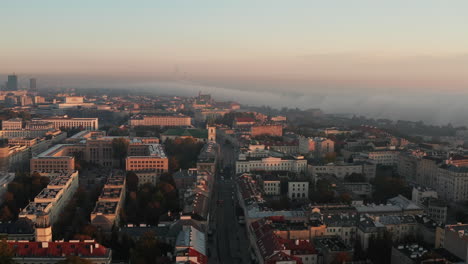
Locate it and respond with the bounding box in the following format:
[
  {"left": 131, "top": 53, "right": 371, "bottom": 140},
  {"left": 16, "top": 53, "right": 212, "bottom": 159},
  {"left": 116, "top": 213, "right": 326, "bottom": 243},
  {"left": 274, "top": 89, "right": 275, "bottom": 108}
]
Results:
[{"left": 0, "top": 239, "right": 15, "bottom": 264}]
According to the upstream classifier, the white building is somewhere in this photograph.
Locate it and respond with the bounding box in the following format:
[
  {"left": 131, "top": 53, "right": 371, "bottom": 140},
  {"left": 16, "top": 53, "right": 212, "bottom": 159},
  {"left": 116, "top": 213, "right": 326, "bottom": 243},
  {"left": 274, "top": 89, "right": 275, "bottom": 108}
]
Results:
[
  {"left": 40, "top": 117, "right": 99, "bottom": 130},
  {"left": 262, "top": 176, "right": 281, "bottom": 196},
  {"left": 436, "top": 165, "right": 468, "bottom": 202},
  {"left": 288, "top": 181, "right": 309, "bottom": 200},
  {"left": 361, "top": 151, "right": 400, "bottom": 166},
  {"left": 236, "top": 156, "right": 307, "bottom": 174},
  {"left": 1, "top": 118, "right": 23, "bottom": 130},
  {"left": 411, "top": 186, "right": 438, "bottom": 206},
  {"left": 309, "top": 162, "right": 376, "bottom": 179}
]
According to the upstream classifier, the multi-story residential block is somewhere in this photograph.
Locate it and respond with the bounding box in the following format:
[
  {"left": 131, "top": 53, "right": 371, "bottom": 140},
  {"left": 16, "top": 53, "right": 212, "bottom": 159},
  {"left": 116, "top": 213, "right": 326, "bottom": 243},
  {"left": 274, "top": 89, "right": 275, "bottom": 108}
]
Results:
[
  {"left": 19, "top": 171, "right": 79, "bottom": 225},
  {"left": 397, "top": 151, "right": 420, "bottom": 181},
  {"left": 436, "top": 165, "right": 468, "bottom": 201},
  {"left": 378, "top": 215, "right": 418, "bottom": 242},
  {"left": 129, "top": 114, "right": 191, "bottom": 127},
  {"left": 91, "top": 171, "right": 126, "bottom": 232},
  {"left": 416, "top": 156, "right": 443, "bottom": 189},
  {"left": 323, "top": 214, "right": 358, "bottom": 246}
]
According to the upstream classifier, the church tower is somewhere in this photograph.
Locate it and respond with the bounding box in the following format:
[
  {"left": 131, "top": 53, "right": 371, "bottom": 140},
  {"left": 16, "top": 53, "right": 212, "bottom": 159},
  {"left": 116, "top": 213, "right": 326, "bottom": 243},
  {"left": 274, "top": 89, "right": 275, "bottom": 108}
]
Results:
[
  {"left": 35, "top": 212, "right": 52, "bottom": 242},
  {"left": 207, "top": 125, "right": 216, "bottom": 143}
]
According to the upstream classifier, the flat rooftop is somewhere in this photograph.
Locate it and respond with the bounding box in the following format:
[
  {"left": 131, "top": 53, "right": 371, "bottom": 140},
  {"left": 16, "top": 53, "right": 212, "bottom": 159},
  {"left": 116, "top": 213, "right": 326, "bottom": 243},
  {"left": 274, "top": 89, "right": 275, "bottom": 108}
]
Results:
[{"left": 92, "top": 201, "right": 118, "bottom": 215}]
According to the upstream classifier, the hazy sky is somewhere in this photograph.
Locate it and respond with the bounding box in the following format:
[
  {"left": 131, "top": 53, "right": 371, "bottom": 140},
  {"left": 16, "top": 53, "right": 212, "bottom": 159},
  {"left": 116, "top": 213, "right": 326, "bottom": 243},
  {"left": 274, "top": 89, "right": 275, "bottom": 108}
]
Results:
[{"left": 2, "top": 1, "right": 468, "bottom": 124}]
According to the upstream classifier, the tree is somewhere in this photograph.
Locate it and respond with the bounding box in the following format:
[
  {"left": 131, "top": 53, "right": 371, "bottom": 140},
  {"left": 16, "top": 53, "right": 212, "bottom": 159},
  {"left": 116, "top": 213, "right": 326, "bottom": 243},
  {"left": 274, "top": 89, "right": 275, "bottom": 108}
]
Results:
[
  {"left": 112, "top": 138, "right": 129, "bottom": 168},
  {"left": 130, "top": 231, "right": 163, "bottom": 264},
  {"left": 58, "top": 256, "right": 93, "bottom": 264},
  {"left": 344, "top": 173, "right": 367, "bottom": 182},
  {"left": 0, "top": 239, "right": 15, "bottom": 264},
  {"left": 126, "top": 171, "right": 139, "bottom": 192}
]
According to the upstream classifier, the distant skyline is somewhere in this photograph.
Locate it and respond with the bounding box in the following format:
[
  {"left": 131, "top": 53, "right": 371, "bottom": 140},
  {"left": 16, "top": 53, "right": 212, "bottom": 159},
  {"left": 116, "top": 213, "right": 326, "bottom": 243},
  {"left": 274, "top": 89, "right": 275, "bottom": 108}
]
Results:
[
  {"left": 2, "top": 1, "right": 468, "bottom": 90},
  {"left": 2, "top": 1, "right": 468, "bottom": 125}
]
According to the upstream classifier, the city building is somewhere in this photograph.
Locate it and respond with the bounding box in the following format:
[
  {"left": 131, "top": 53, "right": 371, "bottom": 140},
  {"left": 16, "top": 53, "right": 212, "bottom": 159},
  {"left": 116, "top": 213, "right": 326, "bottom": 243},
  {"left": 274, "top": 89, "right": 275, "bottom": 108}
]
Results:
[
  {"left": 309, "top": 161, "right": 376, "bottom": 179},
  {"left": 19, "top": 171, "right": 79, "bottom": 225},
  {"left": 288, "top": 181, "right": 309, "bottom": 200},
  {"left": 437, "top": 223, "right": 468, "bottom": 261},
  {"left": 161, "top": 128, "right": 208, "bottom": 142},
  {"left": 314, "top": 236, "right": 353, "bottom": 264},
  {"left": 91, "top": 170, "right": 126, "bottom": 233},
  {"left": 129, "top": 114, "right": 192, "bottom": 127},
  {"left": 175, "top": 225, "right": 208, "bottom": 264},
  {"left": 298, "top": 136, "right": 335, "bottom": 158},
  {"left": 2, "top": 118, "right": 23, "bottom": 130},
  {"left": 7, "top": 74, "right": 18, "bottom": 91},
  {"left": 251, "top": 124, "right": 283, "bottom": 137},
  {"left": 196, "top": 142, "right": 219, "bottom": 174},
  {"left": 29, "top": 78, "right": 37, "bottom": 91},
  {"left": 39, "top": 117, "right": 99, "bottom": 130},
  {"left": 236, "top": 155, "right": 307, "bottom": 174},
  {"left": 437, "top": 165, "right": 468, "bottom": 201}
]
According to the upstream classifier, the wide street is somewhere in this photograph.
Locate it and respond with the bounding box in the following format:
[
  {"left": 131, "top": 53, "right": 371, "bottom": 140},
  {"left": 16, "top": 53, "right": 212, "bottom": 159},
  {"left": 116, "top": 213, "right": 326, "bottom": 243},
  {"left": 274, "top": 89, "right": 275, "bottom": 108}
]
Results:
[{"left": 208, "top": 141, "right": 251, "bottom": 264}]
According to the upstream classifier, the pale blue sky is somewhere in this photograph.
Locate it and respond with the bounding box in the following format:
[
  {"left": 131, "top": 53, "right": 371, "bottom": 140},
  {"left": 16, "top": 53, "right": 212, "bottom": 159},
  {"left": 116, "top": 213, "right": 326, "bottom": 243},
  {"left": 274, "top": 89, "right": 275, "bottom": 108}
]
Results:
[{"left": 1, "top": 0, "right": 468, "bottom": 90}]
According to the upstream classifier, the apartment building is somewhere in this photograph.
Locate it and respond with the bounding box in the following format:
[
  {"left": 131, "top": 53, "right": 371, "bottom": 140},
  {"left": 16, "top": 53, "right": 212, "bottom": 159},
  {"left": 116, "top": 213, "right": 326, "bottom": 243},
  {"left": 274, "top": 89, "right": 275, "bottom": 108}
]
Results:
[
  {"left": 19, "top": 171, "right": 79, "bottom": 225},
  {"left": 436, "top": 165, "right": 468, "bottom": 202},
  {"left": 91, "top": 171, "right": 126, "bottom": 232},
  {"left": 129, "top": 114, "right": 191, "bottom": 127}
]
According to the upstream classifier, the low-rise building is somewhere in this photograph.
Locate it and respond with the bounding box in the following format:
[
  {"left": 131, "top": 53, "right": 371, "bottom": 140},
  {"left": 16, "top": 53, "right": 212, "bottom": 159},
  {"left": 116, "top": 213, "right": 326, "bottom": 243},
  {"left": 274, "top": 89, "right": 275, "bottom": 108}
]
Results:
[{"left": 175, "top": 225, "right": 208, "bottom": 264}]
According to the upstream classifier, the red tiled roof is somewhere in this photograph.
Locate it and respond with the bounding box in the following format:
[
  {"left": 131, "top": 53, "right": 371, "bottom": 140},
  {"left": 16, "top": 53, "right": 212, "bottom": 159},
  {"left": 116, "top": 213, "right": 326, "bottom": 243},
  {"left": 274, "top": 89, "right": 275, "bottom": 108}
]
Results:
[
  {"left": 8, "top": 241, "right": 110, "bottom": 258},
  {"left": 235, "top": 117, "right": 256, "bottom": 123}
]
